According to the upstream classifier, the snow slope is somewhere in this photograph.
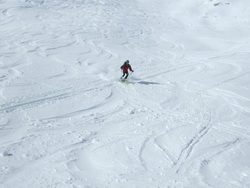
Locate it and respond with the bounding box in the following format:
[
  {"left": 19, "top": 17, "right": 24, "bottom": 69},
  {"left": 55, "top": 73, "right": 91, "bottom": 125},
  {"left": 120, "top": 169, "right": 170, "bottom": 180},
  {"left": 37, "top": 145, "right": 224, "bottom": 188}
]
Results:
[{"left": 1, "top": 0, "right": 250, "bottom": 187}]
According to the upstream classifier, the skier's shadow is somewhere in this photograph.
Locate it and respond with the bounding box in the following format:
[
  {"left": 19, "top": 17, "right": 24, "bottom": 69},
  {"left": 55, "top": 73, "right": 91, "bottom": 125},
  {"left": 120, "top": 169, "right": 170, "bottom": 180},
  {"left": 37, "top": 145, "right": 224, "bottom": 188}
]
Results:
[{"left": 137, "top": 81, "right": 159, "bottom": 85}]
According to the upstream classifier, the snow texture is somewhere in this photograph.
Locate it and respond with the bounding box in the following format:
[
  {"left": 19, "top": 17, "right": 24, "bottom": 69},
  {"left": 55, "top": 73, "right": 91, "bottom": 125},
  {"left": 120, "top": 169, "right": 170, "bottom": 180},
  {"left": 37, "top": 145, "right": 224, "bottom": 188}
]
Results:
[{"left": 0, "top": 0, "right": 250, "bottom": 187}]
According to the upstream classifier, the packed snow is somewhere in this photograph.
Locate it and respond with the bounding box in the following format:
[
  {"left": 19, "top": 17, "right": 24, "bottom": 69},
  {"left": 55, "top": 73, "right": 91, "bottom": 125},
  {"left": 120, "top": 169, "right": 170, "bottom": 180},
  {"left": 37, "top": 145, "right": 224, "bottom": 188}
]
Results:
[{"left": 1, "top": 0, "right": 250, "bottom": 187}]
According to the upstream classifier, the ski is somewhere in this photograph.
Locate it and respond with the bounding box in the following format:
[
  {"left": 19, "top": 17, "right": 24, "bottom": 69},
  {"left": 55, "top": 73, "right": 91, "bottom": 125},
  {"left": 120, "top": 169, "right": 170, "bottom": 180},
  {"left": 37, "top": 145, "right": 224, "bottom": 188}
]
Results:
[{"left": 119, "top": 78, "right": 134, "bottom": 85}]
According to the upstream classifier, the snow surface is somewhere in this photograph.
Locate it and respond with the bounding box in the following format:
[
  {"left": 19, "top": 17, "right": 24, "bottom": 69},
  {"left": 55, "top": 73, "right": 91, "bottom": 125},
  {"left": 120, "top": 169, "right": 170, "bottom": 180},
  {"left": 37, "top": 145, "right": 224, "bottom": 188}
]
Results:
[{"left": 1, "top": 0, "right": 250, "bottom": 187}]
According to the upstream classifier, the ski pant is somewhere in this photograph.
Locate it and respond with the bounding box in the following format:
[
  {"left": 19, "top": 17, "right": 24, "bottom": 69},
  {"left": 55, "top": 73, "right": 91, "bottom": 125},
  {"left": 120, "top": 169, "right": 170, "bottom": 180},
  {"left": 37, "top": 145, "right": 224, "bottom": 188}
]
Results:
[{"left": 122, "top": 72, "right": 129, "bottom": 79}]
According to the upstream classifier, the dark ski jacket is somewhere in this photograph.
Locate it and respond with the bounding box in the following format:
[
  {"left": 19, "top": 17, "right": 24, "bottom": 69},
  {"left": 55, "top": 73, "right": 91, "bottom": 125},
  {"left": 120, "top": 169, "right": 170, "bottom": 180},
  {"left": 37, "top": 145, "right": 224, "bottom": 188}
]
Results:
[{"left": 121, "top": 63, "right": 133, "bottom": 73}]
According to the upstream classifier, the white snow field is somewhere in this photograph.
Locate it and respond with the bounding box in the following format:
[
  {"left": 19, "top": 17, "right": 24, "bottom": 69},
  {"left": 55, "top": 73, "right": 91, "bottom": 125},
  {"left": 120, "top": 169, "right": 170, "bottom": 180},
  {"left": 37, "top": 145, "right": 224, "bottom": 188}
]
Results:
[{"left": 1, "top": 0, "right": 250, "bottom": 187}]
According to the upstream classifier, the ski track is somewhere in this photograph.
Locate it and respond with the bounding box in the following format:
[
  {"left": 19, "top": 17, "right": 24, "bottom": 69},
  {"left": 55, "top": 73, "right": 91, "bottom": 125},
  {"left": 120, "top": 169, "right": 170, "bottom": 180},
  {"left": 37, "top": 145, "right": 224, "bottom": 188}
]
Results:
[{"left": 1, "top": 0, "right": 250, "bottom": 187}]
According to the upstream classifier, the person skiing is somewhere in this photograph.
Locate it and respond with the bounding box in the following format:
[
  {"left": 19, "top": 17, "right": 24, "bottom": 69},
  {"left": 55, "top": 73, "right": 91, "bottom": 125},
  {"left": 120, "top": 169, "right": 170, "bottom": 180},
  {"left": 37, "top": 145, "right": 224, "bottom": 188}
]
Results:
[{"left": 120, "top": 60, "right": 134, "bottom": 80}]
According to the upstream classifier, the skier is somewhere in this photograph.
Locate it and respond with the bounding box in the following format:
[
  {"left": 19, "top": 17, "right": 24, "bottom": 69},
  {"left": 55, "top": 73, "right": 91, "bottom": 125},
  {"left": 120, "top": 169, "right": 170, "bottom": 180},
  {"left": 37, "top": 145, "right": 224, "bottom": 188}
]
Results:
[{"left": 120, "top": 60, "right": 134, "bottom": 80}]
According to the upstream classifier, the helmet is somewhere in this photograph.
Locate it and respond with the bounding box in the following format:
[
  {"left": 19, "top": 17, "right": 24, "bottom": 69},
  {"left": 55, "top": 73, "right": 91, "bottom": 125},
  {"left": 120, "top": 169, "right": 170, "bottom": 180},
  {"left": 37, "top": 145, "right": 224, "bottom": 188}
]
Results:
[{"left": 125, "top": 60, "right": 129, "bottom": 64}]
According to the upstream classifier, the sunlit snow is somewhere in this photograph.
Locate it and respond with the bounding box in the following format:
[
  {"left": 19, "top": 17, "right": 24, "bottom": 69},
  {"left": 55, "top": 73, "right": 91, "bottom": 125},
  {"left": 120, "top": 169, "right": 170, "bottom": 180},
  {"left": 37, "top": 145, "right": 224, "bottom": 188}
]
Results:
[{"left": 1, "top": 0, "right": 250, "bottom": 187}]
